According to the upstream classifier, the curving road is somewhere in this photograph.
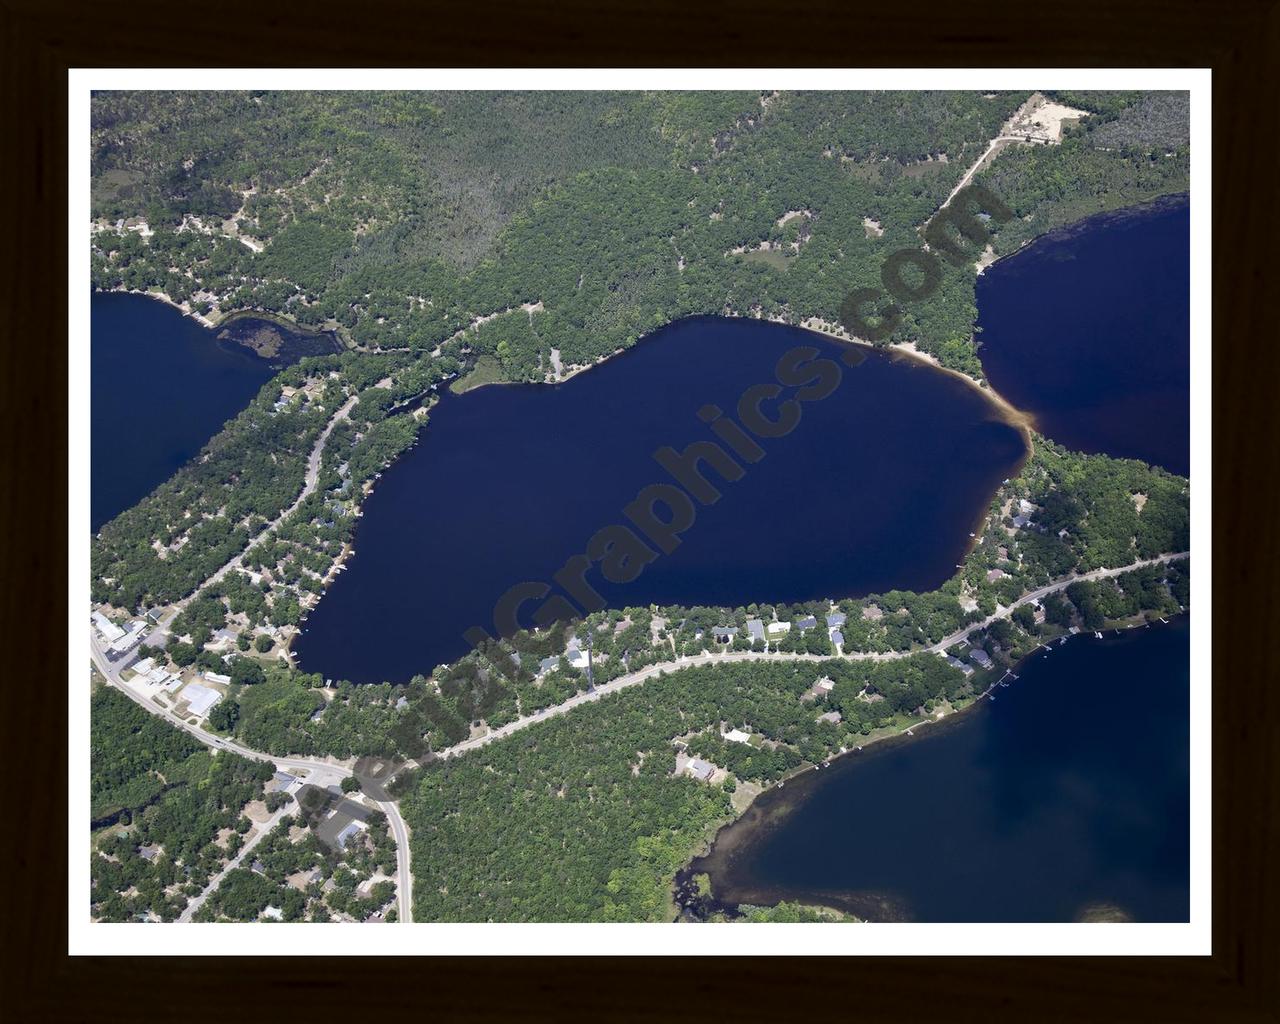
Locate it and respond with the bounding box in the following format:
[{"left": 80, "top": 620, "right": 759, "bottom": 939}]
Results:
[
  {"left": 90, "top": 631, "right": 413, "bottom": 924},
  {"left": 97, "top": 390, "right": 409, "bottom": 921},
  {"left": 93, "top": 550, "right": 1184, "bottom": 923},
  {"left": 163, "top": 394, "right": 360, "bottom": 622},
  {"left": 436, "top": 552, "right": 1189, "bottom": 761}
]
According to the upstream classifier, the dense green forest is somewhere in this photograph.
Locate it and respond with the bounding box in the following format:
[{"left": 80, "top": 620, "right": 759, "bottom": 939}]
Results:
[
  {"left": 89, "top": 89, "right": 1190, "bottom": 635},
  {"left": 89, "top": 92, "right": 1192, "bottom": 922},
  {"left": 91, "top": 351, "right": 451, "bottom": 612},
  {"left": 90, "top": 686, "right": 273, "bottom": 922},
  {"left": 980, "top": 91, "right": 1189, "bottom": 253},
  {"left": 192, "top": 808, "right": 398, "bottom": 923},
  {"left": 400, "top": 655, "right": 967, "bottom": 921},
  {"left": 91, "top": 90, "right": 1187, "bottom": 386},
  {"left": 200, "top": 437, "right": 1187, "bottom": 769},
  {"left": 90, "top": 685, "right": 400, "bottom": 923}
]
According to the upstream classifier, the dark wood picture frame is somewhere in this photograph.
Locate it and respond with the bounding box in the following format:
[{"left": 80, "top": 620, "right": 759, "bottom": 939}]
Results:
[{"left": 3, "top": 0, "right": 1275, "bottom": 1018}]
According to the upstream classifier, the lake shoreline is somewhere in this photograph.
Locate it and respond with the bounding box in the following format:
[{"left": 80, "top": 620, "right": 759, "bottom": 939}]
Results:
[
  {"left": 94, "top": 285, "right": 354, "bottom": 351},
  {"left": 294, "top": 315, "right": 1031, "bottom": 682},
  {"left": 974, "top": 194, "right": 1189, "bottom": 474},
  {"left": 679, "top": 610, "right": 1190, "bottom": 922}
]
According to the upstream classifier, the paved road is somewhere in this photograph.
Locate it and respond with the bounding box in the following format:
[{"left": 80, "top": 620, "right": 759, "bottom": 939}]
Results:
[
  {"left": 436, "top": 552, "right": 1189, "bottom": 761},
  {"left": 178, "top": 802, "right": 293, "bottom": 923},
  {"left": 93, "top": 391, "right": 420, "bottom": 923},
  {"left": 162, "top": 394, "right": 360, "bottom": 623},
  {"left": 90, "top": 633, "right": 414, "bottom": 924},
  {"left": 373, "top": 799, "right": 413, "bottom": 923},
  {"left": 91, "top": 635, "right": 349, "bottom": 784},
  {"left": 920, "top": 553, "right": 1187, "bottom": 655},
  {"left": 93, "top": 550, "right": 1184, "bottom": 921}
]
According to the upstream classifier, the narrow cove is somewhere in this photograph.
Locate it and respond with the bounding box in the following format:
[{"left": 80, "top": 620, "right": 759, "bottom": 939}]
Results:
[{"left": 90, "top": 291, "right": 342, "bottom": 531}]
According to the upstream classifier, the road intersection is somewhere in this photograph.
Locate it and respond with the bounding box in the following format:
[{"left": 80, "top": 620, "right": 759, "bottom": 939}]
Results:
[
  {"left": 90, "top": 633, "right": 414, "bottom": 923},
  {"left": 92, "top": 537, "right": 1185, "bottom": 926}
]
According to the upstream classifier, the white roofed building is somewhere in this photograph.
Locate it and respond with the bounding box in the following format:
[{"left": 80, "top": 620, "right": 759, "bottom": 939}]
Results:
[
  {"left": 107, "top": 621, "right": 148, "bottom": 659},
  {"left": 92, "top": 611, "right": 126, "bottom": 644},
  {"left": 181, "top": 683, "right": 222, "bottom": 718}
]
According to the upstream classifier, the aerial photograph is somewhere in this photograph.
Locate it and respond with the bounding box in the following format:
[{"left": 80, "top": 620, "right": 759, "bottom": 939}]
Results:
[{"left": 84, "top": 84, "right": 1193, "bottom": 932}]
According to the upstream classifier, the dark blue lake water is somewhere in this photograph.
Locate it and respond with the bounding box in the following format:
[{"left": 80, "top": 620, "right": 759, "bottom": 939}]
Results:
[
  {"left": 692, "top": 618, "right": 1190, "bottom": 922},
  {"left": 90, "top": 292, "right": 339, "bottom": 531},
  {"left": 294, "top": 317, "right": 1027, "bottom": 683},
  {"left": 976, "top": 196, "right": 1190, "bottom": 475}
]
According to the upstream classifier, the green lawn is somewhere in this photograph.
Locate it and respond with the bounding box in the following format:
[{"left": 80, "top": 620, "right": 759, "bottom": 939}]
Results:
[{"left": 450, "top": 354, "right": 506, "bottom": 393}]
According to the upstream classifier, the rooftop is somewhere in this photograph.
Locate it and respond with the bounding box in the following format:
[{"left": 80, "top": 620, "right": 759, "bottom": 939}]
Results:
[
  {"left": 686, "top": 758, "right": 715, "bottom": 781},
  {"left": 181, "top": 683, "right": 222, "bottom": 717}
]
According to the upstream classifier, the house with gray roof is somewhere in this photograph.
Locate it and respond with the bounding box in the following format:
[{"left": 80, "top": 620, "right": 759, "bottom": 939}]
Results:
[
  {"left": 685, "top": 758, "right": 715, "bottom": 781},
  {"left": 336, "top": 821, "right": 366, "bottom": 850},
  {"left": 538, "top": 656, "right": 560, "bottom": 676},
  {"left": 746, "top": 619, "right": 765, "bottom": 642}
]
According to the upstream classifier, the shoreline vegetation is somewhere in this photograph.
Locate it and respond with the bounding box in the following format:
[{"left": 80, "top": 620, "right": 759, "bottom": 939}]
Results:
[
  {"left": 445, "top": 313, "right": 1035, "bottom": 451},
  {"left": 87, "top": 281, "right": 1187, "bottom": 926},
  {"left": 387, "top": 552, "right": 1189, "bottom": 922},
  {"left": 676, "top": 608, "right": 1188, "bottom": 922},
  {"left": 90, "top": 90, "right": 1188, "bottom": 387},
  {"left": 88, "top": 89, "right": 1192, "bottom": 923},
  {"left": 104, "top": 183, "right": 1187, "bottom": 421},
  {"left": 96, "top": 287, "right": 349, "bottom": 356},
  {"left": 92, "top": 370, "right": 1190, "bottom": 920}
]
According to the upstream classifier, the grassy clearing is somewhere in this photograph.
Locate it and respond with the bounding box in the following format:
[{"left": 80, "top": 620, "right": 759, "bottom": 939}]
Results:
[
  {"left": 740, "top": 248, "right": 791, "bottom": 271},
  {"left": 450, "top": 354, "right": 505, "bottom": 393}
]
